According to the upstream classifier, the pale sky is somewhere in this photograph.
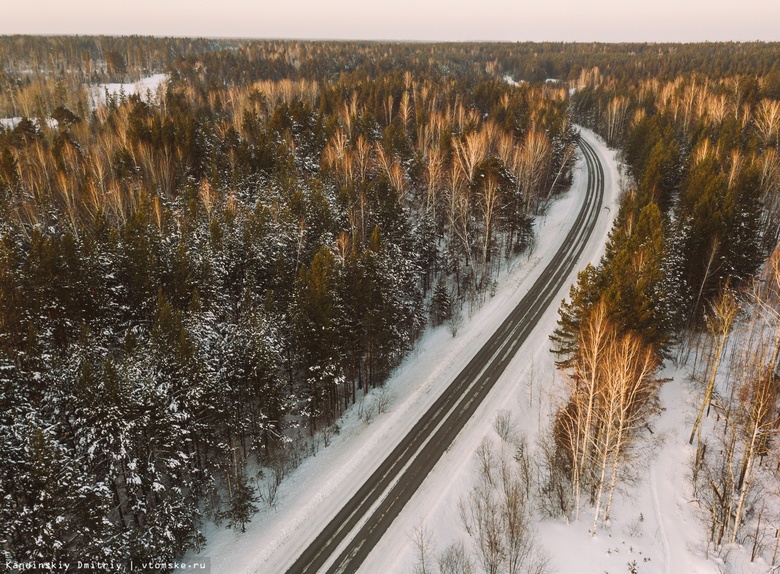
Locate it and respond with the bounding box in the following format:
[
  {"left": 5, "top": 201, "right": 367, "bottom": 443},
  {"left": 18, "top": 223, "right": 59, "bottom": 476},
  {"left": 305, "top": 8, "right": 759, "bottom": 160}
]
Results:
[{"left": 2, "top": 0, "right": 779, "bottom": 42}]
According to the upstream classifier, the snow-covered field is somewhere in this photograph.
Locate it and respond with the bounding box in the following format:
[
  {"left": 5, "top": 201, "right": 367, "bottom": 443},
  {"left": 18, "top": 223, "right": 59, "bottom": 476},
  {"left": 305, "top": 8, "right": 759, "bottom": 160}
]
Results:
[
  {"left": 1, "top": 74, "right": 169, "bottom": 128},
  {"left": 0, "top": 117, "right": 58, "bottom": 130},
  {"left": 88, "top": 73, "right": 169, "bottom": 108}
]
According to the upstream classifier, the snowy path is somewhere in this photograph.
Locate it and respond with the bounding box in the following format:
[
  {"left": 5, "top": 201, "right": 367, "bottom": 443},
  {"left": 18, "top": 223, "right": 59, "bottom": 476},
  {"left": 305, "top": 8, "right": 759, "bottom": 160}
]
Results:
[
  {"left": 650, "top": 465, "right": 671, "bottom": 574},
  {"left": 644, "top": 374, "right": 718, "bottom": 574}
]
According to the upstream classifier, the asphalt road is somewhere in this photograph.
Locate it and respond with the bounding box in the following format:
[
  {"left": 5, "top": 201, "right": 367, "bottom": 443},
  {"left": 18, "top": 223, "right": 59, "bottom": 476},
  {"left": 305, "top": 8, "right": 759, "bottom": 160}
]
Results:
[{"left": 285, "top": 134, "right": 605, "bottom": 574}]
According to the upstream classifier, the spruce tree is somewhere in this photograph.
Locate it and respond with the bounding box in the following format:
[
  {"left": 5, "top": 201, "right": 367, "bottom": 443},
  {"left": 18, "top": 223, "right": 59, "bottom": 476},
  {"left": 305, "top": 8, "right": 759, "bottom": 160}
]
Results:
[
  {"left": 430, "top": 278, "right": 452, "bottom": 327},
  {"left": 221, "top": 466, "right": 258, "bottom": 533}
]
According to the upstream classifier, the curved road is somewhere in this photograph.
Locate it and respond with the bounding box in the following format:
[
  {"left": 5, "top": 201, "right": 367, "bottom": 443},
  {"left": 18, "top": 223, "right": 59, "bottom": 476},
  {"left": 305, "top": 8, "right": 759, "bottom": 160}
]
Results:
[{"left": 286, "top": 134, "right": 605, "bottom": 574}]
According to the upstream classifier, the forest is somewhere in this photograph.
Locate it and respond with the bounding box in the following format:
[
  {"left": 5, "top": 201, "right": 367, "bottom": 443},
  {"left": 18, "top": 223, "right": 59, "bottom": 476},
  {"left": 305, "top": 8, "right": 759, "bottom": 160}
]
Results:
[
  {"left": 545, "top": 47, "right": 780, "bottom": 567},
  {"left": 2, "top": 36, "right": 780, "bottom": 572},
  {"left": 0, "top": 36, "right": 575, "bottom": 568}
]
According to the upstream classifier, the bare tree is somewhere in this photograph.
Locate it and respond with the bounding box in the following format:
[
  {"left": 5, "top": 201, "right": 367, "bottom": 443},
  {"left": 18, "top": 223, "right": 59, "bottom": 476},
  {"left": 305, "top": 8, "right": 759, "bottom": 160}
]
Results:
[
  {"left": 460, "top": 436, "right": 548, "bottom": 574},
  {"left": 605, "top": 96, "right": 629, "bottom": 147},
  {"left": 695, "top": 254, "right": 780, "bottom": 553},
  {"left": 498, "top": 450, "right": 533, "bottom": 574},
  {"left": 460, "top": 439, "right": 505, "bottom": 574},
  {"left": 689, "top": 289, "right": 740, "bottom": 444},
  {"left": 602, "top": 332, "right": 660, "bottom": 523},
  {"left": 571, "top": 301, "right": 612, "bottom": 519},
  {"left": 755, "top": 99, "right": 780, "bottom": 149},
  {"left": 536, "top": 427, "right": 573, "bottom": 519},
  {"left": 455, "top": 131, "right": 488, "bottom": 185},
  {"left": 514, "top": 130, "right": 551, "bottom": 214},
  {"left": 448, "top": 303, "right": 464, "bottom": 338},
  {"left": 479, "top": 175, "right": 500, "bottom": 287},
  {"left": 438, "top": 542, "right": 474, "bottom": 574},
  {"left": 459, "top": 479, "right": 505, "bottom": 574},
  {"left": 551, "top": 300, "right": 662, "bottom": 529},
  {"left": 425, "top": 147, "right": 445, "bottom": 220},
  {"left": 412, "top": 520, "right": 437, "bottom": 574},
  {"left": 759, "top": 149, "right": 780, "bottom": 251},
  {"left": 494, "top": 410, "right": 516, "bottom": 444}
]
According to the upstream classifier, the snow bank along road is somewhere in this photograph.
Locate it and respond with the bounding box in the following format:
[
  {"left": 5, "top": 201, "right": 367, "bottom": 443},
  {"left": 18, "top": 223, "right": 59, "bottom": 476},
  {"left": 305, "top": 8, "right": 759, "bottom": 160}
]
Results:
[{"left": 285, "top": 134, "right": 606, "bottom": 574}]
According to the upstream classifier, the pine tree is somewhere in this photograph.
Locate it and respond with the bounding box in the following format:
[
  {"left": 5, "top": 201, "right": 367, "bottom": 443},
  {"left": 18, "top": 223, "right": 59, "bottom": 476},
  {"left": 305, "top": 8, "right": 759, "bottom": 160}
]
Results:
[
  {"left": 221, "top": 465, "right": 258, "bottom": 533},
  {"left": 550, "top": 264, "right": 603, "bottom": 367},
  {"left": 601, "top": 201, "right": 670, "bottom": 353},
  {"left": 292, "top": 245, "right": 343, "bottom": 431},
  {"left": 430, "top": 278, "right": 452, "bottom": 327}
]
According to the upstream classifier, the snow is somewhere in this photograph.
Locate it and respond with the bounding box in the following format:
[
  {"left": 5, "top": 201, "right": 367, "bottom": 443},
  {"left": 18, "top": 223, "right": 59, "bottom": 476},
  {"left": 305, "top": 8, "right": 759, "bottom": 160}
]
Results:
[
  {"left": 179, "top": 128, "right": 686, "bottom": 574},
  {"left": 354, "top": 130, "right": 727, "bottom": 574},
  {"left": 531, "top": 365, "right": 717, "bottom": 574},
  {"left": 503, "top": 75, "right": 525, "bottom": 87},
  {"left": 0, "top": 74, "right": 169, "bottom": 129},
  {"left": 0, "top": 117, "right": 58, "bottom": 130},
  {"left": 88, "top": 73, "right": 169, "bottom": 109},
  {"left": 0, "top": 117, "right": 21, "bottom": 129}
]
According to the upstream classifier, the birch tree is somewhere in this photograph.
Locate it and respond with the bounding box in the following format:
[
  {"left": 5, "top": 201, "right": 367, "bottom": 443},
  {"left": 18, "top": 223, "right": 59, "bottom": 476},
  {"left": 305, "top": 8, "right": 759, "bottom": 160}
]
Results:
[{"left": 689, "top": 289, "right": 740, "bottom": 444}]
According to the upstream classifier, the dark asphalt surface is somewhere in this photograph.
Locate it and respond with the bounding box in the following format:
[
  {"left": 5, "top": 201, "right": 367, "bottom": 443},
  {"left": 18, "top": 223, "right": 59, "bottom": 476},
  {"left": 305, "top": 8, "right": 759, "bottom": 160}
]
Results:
[{"left": 285, "top": 135, "right": 605, "bottom": 574}]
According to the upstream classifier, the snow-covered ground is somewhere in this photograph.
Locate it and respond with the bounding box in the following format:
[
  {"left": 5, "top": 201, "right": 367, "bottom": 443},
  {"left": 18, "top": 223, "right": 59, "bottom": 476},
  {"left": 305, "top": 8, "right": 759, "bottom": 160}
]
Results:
[
  {"left": 357, "top": 128, "right": 731, "bottom": 574},
  {"left": 1, "top": 74, "right": 169, "bottom": 128},
  {"left": 179, "top": 128, "right": 626, "bottom": 574},
  {"left": 0, "top": 117, "right": 58, "bottom": 130},
  {"left": 88, "top": 73, "right": 168, "bottom": 108},
  {"left": 184, "top": 128, "right": 733, "bottom": 574},
  {"left": 504, "top": 75, "right": 526, "bottom": 87},
  {"left": 533, "top": 361, "right": 719, "bottom": 574},
  {"left": 363, "top": 129, "right": 752, "bottom": 574}
]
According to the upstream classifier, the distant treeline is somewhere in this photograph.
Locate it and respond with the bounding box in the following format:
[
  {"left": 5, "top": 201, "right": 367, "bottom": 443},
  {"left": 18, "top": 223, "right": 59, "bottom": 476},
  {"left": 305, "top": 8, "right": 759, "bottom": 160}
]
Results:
[{"left": 3, "top": 36, "right": 780, "bottom": 117}]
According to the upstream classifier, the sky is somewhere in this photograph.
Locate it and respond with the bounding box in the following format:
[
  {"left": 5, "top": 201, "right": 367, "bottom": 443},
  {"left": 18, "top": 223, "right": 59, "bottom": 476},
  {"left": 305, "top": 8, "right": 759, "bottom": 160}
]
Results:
[{"left": 2, "top": 0, "right": 780, "bottom": 42}]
